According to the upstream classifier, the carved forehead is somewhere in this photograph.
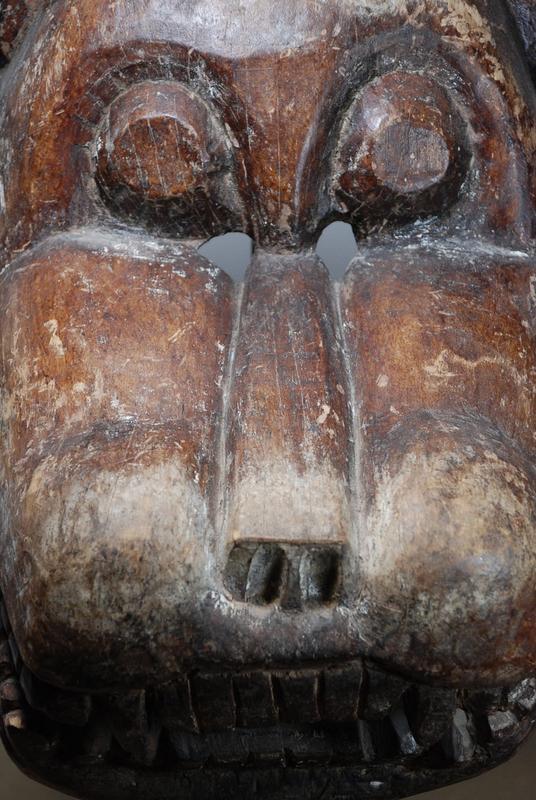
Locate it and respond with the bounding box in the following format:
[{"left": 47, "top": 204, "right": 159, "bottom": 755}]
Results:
[
  {"left": 1, "top": 0, "right": 531, "bottom": 260},
  {"left": 137, "top": 0, "right": 347, "bottom": 54},
  {"left": 62, "top": 0, "right": 361, "bottom": 57},
  {"left": 50, "top": 0, "right": 497, "bottom": 59}
]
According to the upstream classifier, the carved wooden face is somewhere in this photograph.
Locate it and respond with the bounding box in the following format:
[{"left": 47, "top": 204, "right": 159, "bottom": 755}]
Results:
[{"left": 0, "top": 2, "right": 535, "bottom": 799}]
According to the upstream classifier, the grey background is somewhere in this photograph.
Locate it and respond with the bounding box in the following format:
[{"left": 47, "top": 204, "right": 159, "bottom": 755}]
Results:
[
  {"left": 197, "top": 221, "right": 359, "bottom": 280},
  {"left": 2, "top": 224, "right": 534, "bottom": 796}
]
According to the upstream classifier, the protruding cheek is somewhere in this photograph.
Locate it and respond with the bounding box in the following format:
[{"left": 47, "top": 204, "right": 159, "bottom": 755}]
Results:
[
  {"left": 359, "top": 441, "right": 536, "bottom": 683},
  {"left": 0, "top": 232, "right": 234, "bottom": 686},
  {"left": 9, "top": 448, "right": 212, "bottom": 686}
]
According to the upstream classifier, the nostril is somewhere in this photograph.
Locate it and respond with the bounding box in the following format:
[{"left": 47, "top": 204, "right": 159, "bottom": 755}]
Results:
[
  {"left": 223, "top": 544, "right": 286, "bottom": 604},
  {"left": 315, "top": 221, "right": 357, "bottom": 280},
  {"left": 244, "top": 545, "right": 286, "bottom": 605},
  {"left": 224, "top": 544, "right": 342, "bottom": 608},
  {"left": 223, "top": 544, "right": 252, "bottom": 600},
  {"left": 198, "top": 232, "right": 253, "bottom": 281},
  {"left": 299, "top": 547, "right": 341, "bottom": 606}
]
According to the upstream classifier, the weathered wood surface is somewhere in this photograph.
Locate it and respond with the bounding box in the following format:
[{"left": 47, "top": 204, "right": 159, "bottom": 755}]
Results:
[{"left": 0, "top": 1, "right": 535, "bottom": 799}]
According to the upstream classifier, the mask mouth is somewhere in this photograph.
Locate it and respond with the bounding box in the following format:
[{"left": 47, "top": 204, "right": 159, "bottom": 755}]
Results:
[{"left": 2, "top": 600, "right": 535, "bottom": 800}]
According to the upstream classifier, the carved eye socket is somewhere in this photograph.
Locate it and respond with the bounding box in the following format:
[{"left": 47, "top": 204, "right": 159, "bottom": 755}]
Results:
[
  {"left": 96, "top": 81, "right": 242, "bottom": 237},
  {"left": 333, "top": 71, "right": 469, "bottom": 231}
]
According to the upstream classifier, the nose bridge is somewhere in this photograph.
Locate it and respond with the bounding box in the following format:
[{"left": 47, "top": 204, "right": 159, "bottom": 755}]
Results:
[
  {"left": 232, "top": 49, "right": 338, "bottom": 244},
  {"left": 219, "top": 248, "right": 354, "bottom": 605}
]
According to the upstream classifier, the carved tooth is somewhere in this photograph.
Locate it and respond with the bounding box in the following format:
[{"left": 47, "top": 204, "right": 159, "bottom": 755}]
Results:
[
  {"left": 2, "top": 709, "right": 30, "bottom": 756},
  {"left": 357, "top": 720, "right": 375, "bottom": 762},
  {"left": 442, "top": 709, "right": 476, "bottom": 763},
  {"left": 20, "top": 666, "right": 92, "bottom": 727},
  {"left": 233, "top": 671, "right": 278, "bottom": 728},
  {"left": 273, "top": 670, "right": 321, "bottom": 725},
  {"left": 465, "top": 687, "right": 504, "bottom": 714},
  {"left": 2, "top": 709, "right": 58, "bottom": 757},
  {"left": 205, "top": 731, "right": 250, "bottom": 765},
  {"left": 80, "top": 717, "right": 113, "bottom": 763},
  {"left": 0, "top": 639, "right": 13, "bottom": 682},
  {"left": 287, "top": 728, "right": 333, "bottom": 764},
  {"left": 8, "top": 635, "right": 22, "bottom": 674},
  {"left": 191, "top": 673, "right": 236, "bottom": 732},
  {"left": 411, "top": 686, "right": 457, "bottom": 748},
  {"left": 0, "top": 603, "right": 11, "bottom": 636},
  {"left": 322, "top": 661, "right": 363, "bottom": 722},
  {"left": 0, "top": 677, "right": 23, "bottom": 714},
  {"left": 507, "top": 678, "right": 536, "bottom": 715},
  {"left": 362, "top": 665, "right": 411, "bottom": 720},
  {"left": 107, "top": 690, "right": 160, "bottom": 766},
  {"left": 168, "top": 730, "right": 211, "bottom": 764},
  {"left": 246, "top": 729, "right": 285, "bottom": 765},
  {"left": 487, "top": 710, "right": 519, "bottom": 743},
  {"left": 18, "top": 667, "right": 39, "bottom": 710},
  {"left": 390, "top": 705, "right": 419, "bottom": 756},
  {"left": 3, "top": 708, "right": 26, "bottom": 731},
  {"left": 155, "top": 680, "right": 198, "bottom": 734}
]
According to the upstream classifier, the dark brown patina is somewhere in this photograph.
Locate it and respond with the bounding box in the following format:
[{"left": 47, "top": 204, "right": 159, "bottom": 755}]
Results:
[{"left": 0, "top": 1, "right": 535, "bottom": 799}]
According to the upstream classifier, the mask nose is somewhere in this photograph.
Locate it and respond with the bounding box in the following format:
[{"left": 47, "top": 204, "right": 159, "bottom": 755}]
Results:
[{"left": 219, "top": 248, "right": 354, "bottom": 609}]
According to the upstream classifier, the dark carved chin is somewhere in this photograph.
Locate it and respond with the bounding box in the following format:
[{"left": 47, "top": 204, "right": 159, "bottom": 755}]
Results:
[{"left": 1, "top": 599, "right": 535, "bottom": 800}]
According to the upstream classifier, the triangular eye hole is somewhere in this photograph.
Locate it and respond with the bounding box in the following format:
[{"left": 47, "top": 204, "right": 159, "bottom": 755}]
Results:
[
  {"left": 316, "top": 222, "right": 358, "bottom": 281},
  {"left": 198, "top": 226, "right": 356, "bottom": 283},
  {"left": 198, "top": 232, "right": 253, "bottom": 282}
]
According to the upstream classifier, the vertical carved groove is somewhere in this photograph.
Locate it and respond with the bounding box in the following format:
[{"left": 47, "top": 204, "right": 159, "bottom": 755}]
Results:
[
  {"left": 213, "top": 280, "right": 246, "bottom": 540},
  {"left": 332, "top": 281, "right": 362, "bottom": 560}
]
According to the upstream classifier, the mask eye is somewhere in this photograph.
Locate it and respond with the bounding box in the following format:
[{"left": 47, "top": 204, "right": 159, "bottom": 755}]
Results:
[
  {"left": 96, "top": 81, "right": 243, "bottom": 237},
  {"left": 333, "top": 71, "right": 469, "bottom": 232}
]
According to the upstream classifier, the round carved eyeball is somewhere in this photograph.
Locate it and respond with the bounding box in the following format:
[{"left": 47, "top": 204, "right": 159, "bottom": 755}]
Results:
[
  {"left": 96, "top": 81, "right": 242, "bottom": 237},
  {"left": 372, "top": 123, "right": 451, "bottom": 194},
  {"left": 333, "top": 72, "right": 469, "bottom": 229}
]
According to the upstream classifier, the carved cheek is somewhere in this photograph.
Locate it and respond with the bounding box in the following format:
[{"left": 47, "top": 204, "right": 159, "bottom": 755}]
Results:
[
  {"left": 361, "top": 435, "right": 536, "bottom": 679},
  {"left": 341, "top": 254, "right": 536, "bottom": 683},
  {"left": 0, "top": 233, "right": 234, "bottom": 685}
]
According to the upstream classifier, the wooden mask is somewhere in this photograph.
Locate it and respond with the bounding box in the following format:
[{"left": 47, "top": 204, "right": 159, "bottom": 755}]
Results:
[{"left": 0, "top": 1, "right": 535, "bottom": 798}]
